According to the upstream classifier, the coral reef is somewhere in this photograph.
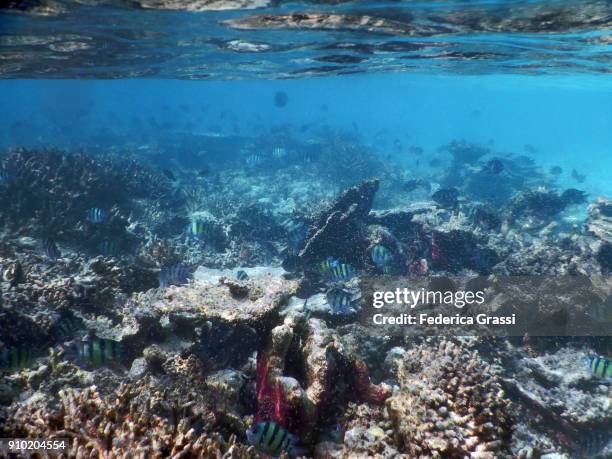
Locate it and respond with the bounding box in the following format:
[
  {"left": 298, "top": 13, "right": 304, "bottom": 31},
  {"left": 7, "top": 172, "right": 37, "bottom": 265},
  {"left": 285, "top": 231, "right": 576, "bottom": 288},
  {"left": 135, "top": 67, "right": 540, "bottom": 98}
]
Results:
[
  {"left": 1, "top": 383, "right": 256, "bottom": 458},
  {"left": 1, "top": 136, "right": 610, "bottom": 459},
  {"left": 387, "top": 340, "right": 513, "bottom": 459}
]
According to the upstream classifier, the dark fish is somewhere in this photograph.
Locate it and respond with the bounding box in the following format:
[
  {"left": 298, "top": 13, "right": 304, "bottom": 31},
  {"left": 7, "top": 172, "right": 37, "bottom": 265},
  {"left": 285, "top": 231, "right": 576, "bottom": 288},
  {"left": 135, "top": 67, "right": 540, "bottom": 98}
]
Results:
[
  {"left": 246, "top": 421, "right": 300, "bottom": 457},
  {"left": 98, "top": 239, "right": 119, "bottom": 256},
  {"left": 198, "top": 167, "right": 211, "bottom": 177},
  {"left": 159, "top": 263, "right": 192, "bottom": 288},
  {"left": 429, "top": 158, "right": 442, "bottom": 167},
  {"left": 326, "top": 288, "right": 360, "bottom": 315},
  {"left": 236, "top": 270, "right": 249, "bottom": 281},
  {"left": 483, "top": 158, "right": 504, "bottom": 174},
  {"left": 371, "top": 245, "right": 393, "bottom": 268},
  {"left": 571, "top": 169, "right": 586, "bottom": 183},
  {"left": 162, "top": 169, "right": 176, "bottom": 181},
  {"left": 74, "top": 336, "right": 123, "bottom": 368},
  {"left": 523, "top": 144, "right": 537, "bottom": 154},
  {"left": 329, "top": 263, "right": 356, "bottom": 283},
  {"left": 0, "top": 346, "right": 34, "bottom": 372},
  {"left": 185, "top": 220, "right": 209, "bottom": 240},
  {"left": 402, "top": 179, "right": 430, "bottom": 193},
  {"left": 85, "top": 207, "right": 107, "bottom": 224},
  {"left": 561, "top": 188, "right": 588, "bottom": 205},
  {"left": 42, "top": 238, "right": 60, "bottom": 261},
  {"left": 409, "top": 146, "right": 423, "bottom": 156},
  {"left": 274, "top": 91, "right": 289, "bottom": 108},
  {"left": 299, "top": 123, "right": 313, "bottom": 133},
  {"left": 432, "top": 188, "right": 459, "bottom": 208},
  {"left": 587, "top": 354, "right": 611, "bottom": 379},
  {"left": 513, "top": 155, "right": 535, "bottom": 168},
  {"left": 550, "top": 166, "right": 563, "bottom": 175}
]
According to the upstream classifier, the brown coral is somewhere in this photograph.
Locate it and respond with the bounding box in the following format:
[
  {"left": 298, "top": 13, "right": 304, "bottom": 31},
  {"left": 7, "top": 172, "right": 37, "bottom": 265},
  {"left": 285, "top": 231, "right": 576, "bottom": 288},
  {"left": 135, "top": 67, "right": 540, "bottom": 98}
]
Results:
[
  {"left": 386, "top": 340, "right": 513, "bottom": 459},
  {"left": 2, "top": 384, "right": 257, "bottom": 459}
]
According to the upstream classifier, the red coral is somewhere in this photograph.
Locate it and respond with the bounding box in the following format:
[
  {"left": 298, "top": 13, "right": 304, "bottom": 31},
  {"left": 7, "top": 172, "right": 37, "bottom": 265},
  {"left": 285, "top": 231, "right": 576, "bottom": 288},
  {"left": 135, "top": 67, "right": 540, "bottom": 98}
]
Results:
[
  {"left": 254, "top": 352, "right": 288, "bottom": 426},
  {"left": 430, "top": 234, "right": 440, "bottom": 261},
  {"left": 352, "top": 359, "right": 392, "bottom": 405}
]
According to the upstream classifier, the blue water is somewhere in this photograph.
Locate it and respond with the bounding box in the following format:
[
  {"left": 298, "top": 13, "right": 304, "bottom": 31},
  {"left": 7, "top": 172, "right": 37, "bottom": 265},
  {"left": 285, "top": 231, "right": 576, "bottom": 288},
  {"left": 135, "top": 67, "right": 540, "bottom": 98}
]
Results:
[{"left": 1, "top": 75, "right": 611, "bottom": 197}]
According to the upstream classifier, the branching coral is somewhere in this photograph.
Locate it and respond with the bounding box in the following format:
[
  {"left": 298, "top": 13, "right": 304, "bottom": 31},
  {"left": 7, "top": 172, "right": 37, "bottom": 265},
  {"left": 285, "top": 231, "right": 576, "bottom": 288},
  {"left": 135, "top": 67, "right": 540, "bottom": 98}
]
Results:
[
  {"left": 387, "top": 340, "right": 513, "bottom": 459},
  {"left": 1, "top": 384, "right": 257, "bottom": 458},
  {"left": 0, "top": 147, "right": 171, "bottom": 238}
]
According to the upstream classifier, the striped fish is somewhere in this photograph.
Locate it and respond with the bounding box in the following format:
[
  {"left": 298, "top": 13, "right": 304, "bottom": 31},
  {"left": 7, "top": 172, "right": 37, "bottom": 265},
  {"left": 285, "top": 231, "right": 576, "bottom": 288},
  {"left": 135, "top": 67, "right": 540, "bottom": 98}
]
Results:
[
  {"left": 159, "top": 263, "right": 192, "bottom": 288},
  {"left": 329, "top": 263, "right": 356, "bottom": 283},
  {"left": 98, "top": 239, "right": 119, "bottom": 257},
  {"left": 185, "top": 220, "right": 209, "bottom": 240},
  {"left": 246, "top": 421, "right": 299, "bottom": 457},
  {"left": 280, "top": 218, "right": 306, "bottom": 247},
  {"left": 74, "top": 336, "right": 123, "bottom": 367},
  {"left": 588, "top": 354, "right": 611, "bottom": 379},
  {"left": 371, "top": 245, "right": 393, "bottom": 268},
  {"left": 272, "top": 147, "right": 287, "bottom": 159},
  {"left": 245, "top": 153, "right": 264, "bottom": 167},
  {"left": 326, "top": 288, "right": 359, "bottom": 315},
  {"left": 317, "top": 256, "right": 338, "bottom": 275},
  {"left": 236, "top": 270, "right": 249, "bottom": 281},
  {"left": 0, "top": 346, "right": 34, "bottom": 372},
  {"left": 42, "top": 238, "right": 60, "bottom": 261},
  {"left": 85, "top": 207, "right": 107, "bottom": 223}
]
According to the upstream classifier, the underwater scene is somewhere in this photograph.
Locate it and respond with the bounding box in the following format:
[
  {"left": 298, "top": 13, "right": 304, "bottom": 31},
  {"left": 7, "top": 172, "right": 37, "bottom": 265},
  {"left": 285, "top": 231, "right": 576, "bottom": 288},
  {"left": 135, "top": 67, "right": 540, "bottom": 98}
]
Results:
[{"left": 0, "top": 0, "right": 611, "bottom": 458}]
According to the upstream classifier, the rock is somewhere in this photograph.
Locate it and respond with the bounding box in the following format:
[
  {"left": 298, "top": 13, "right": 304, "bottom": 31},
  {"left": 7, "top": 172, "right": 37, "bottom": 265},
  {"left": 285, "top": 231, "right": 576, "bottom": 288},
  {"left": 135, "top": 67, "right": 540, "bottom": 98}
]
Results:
[
  {"left": 299, "top": 179, "right": 379, "bottom": 265},
  {"left": 128, "top": 357, "right": 148, "bottom": 379},
  {"left": 130, "top": 269, "right": 296, "bottom": 370}
]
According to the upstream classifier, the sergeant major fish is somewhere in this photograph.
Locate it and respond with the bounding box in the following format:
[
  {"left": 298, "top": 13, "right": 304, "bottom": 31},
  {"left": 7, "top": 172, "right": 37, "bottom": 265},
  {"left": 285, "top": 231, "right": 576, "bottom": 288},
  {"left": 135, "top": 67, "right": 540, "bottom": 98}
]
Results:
[
  {"left": 42, "top": 238, "right": 60, "bottom": 261},
  {"left": 0, "top": 346, "right": 34, "bottom": 372},
  {"left": 371, "top": 245, "right": 393, "bottom": 269},
  {"left": 247, "top": 420, "right": 302, "bottom": 457},
  {"left": 74, "top": 336, "right": 123, "bottom": 368},
  {"left": 85, "top": 207, "right": 108, "bottom": 224},
  {"left": 587, "top": 354, "right": 611, "bottom": 379},
  {"left": 159, "top": 263, "right": 192, "bottom": 288}
]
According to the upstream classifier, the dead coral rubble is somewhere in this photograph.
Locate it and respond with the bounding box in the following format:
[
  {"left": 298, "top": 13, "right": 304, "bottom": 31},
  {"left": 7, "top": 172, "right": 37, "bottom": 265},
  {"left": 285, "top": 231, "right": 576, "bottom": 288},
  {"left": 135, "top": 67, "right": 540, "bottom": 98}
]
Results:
[{"left": 1, "top": 384, "right": 256, "bottom": 458}]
